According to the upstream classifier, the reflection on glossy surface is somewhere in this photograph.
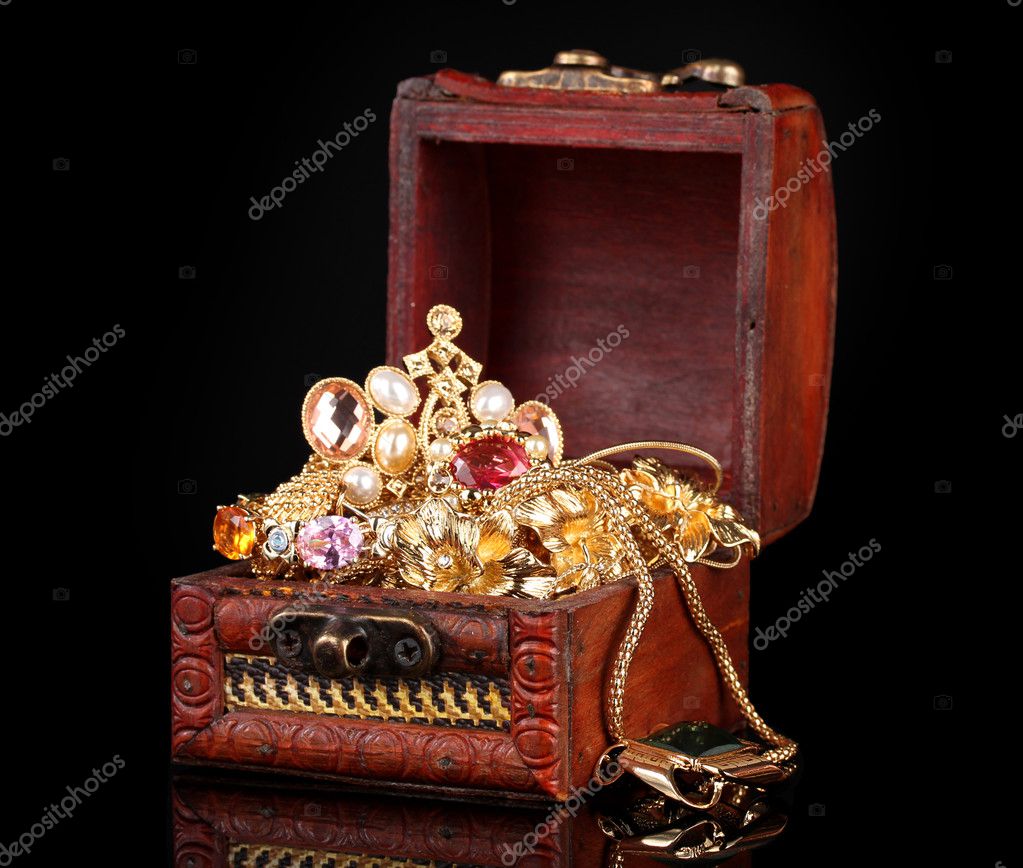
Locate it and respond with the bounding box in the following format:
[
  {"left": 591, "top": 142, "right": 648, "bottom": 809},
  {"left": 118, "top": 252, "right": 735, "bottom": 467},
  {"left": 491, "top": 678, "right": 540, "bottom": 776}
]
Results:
[
  {"left": 599, "top": 791, "right": 787, "bottom": 863},
  {"left": 171, "top": 774, "right": 787, "bottom": 867}
]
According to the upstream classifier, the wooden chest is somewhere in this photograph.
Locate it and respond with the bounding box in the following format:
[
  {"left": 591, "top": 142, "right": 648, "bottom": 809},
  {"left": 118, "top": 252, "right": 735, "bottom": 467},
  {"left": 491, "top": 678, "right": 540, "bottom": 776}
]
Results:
[{"left": 171, "top": 59, "right": 836, "bottom": 801}]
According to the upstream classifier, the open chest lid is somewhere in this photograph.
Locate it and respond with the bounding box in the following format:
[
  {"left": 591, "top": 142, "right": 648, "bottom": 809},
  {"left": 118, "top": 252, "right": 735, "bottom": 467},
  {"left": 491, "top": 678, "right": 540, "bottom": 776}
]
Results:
[{"left": 385, "top": 52, "right": 837, "bottom": 544}]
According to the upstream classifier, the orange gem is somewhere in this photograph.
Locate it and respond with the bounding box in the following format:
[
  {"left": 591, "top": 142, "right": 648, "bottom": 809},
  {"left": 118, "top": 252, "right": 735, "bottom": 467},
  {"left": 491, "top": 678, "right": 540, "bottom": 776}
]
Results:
[{"left": 213, "top": 507, "right": 255, "bottom": 560}]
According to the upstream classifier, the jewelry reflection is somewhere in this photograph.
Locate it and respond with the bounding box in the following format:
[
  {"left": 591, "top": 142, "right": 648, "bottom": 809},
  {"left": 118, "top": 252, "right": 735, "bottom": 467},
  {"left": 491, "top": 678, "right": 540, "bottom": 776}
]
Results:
[
  {"left": 599, "top": 790, "right": 787, "bottom": 863},
  {"left": 172, "top": 774, "right": 787, "bottom": 867}
]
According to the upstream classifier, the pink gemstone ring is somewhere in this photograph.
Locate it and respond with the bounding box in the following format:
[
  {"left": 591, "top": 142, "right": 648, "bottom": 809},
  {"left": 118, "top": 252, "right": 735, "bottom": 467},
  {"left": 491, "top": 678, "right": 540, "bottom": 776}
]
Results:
[{"left": 296, "top": 515, "right": 365, "bottom": 570}]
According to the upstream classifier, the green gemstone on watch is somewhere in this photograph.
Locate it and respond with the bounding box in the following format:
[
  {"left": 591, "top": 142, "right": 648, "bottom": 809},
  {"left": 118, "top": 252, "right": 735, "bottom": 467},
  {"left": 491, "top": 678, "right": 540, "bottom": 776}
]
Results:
[{"left": 642, "top": 721, "right": 743, "bottom": 757}]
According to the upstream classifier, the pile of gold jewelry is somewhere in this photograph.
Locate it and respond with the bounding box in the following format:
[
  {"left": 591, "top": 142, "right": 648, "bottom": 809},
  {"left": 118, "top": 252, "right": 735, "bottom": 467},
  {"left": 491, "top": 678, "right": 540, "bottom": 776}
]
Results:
[{"left": 212, "top": 305, "right": 759, "bottom": 599}]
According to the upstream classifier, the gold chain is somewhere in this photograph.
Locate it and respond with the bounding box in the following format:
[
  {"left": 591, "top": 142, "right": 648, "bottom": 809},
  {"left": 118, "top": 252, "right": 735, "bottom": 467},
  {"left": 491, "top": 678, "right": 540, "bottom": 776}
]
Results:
[
  {"left": 489, "top": 455, "right": 797, "bottom": 766},
  {"left": 576, "top": 440, "right": 725, "bottom": 492}
]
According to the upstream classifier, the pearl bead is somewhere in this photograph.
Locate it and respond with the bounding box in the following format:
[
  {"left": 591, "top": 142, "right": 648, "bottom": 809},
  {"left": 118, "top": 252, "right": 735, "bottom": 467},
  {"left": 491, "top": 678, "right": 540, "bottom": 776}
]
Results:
[
  {"left": 428, "top": 438, "right": 455, "bottom": 461},
  {"left": 367, "top": 368, "right": 420, "bottom": 416},
  {"left": 373, "top": 418, "right": 417, "bottom": 475},
  {"left": 523, "top": 434, "right": 549, "bottom": 461},
  {"left": 471, "top": 382, "right": 514, "bottom": 423},
  {"left": 343, "top": 464, "right": 381, "bottom": 505}
]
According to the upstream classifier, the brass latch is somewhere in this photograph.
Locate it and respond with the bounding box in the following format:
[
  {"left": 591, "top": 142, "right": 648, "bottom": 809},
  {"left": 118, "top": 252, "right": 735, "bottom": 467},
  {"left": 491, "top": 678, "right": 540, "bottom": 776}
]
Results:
[
  {"left": 269, "top": 607, "right": 440, "bottom": 679},
  {"left": 498, "top": 49, "right": 745, "bottom": 94}
]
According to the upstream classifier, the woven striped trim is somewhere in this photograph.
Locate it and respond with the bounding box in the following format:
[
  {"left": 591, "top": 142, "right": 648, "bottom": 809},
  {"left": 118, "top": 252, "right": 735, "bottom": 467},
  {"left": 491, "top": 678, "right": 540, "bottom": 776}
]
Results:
[
  {"left": 224, "top": 655, "right": 511, "bottom": 731},
  {"left": 227, "top": 844, "right": 473, "bottom": 867}
]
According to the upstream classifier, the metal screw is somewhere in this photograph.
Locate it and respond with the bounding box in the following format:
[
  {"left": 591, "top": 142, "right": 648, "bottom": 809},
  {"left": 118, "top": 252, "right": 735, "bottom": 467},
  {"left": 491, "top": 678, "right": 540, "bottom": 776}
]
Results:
[
  {"left": 394, "top": 636, "right": 423, "bottom": 667},
  {"left": 277, "top": 629, "right": 302, "bottom": 658},
  {"left": 181, "top": 678, "right": 193, "bottom": 693}
]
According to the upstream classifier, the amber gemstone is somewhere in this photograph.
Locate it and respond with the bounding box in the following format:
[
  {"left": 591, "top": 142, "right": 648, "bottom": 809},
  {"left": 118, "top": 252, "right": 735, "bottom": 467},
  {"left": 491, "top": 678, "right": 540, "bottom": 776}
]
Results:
[
  {"left": 213, "top": 507, "right": 255, "bottom": 560},
  {"left": 303, "top": 380, "right": 372, "bottom": 460},
  {"left": 450, "top": 436, "right": 531, "bottom": 491}
]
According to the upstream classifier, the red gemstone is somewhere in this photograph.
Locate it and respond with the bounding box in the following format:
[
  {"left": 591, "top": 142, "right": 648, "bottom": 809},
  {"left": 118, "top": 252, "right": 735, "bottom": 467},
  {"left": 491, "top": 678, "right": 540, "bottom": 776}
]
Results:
[{"left": 450, "top": 436, "right": 531, "bottom": 491}]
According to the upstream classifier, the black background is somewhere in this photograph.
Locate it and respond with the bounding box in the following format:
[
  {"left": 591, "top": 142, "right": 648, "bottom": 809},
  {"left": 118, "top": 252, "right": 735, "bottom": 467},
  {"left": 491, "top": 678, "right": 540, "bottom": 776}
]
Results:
[{"left": 0, "top": 0, "right": 1012, "bottom": 864}]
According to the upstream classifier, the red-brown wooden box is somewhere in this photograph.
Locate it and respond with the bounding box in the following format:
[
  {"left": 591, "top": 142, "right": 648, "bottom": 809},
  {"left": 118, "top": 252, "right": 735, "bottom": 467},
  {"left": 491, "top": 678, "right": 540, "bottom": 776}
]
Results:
[{"left": 171, "top": 65, "right": 836, "bottom": 801}]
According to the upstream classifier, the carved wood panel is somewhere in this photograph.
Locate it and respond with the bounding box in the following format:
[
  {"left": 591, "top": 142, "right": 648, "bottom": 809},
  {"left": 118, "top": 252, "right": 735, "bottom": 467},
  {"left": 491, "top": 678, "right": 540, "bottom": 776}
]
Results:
[
  {"left": 171, "top": 582, "right": 222, "bottom": 755},
  {"left": 509, "top": 610, "right": 570, "bottom": 800}
]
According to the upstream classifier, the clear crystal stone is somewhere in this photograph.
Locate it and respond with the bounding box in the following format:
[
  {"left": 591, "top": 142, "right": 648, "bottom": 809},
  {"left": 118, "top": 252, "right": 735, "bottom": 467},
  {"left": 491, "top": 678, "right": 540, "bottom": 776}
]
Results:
[{"left": 267, "top": 528, "right": 290, "bottom": 553}]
